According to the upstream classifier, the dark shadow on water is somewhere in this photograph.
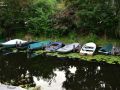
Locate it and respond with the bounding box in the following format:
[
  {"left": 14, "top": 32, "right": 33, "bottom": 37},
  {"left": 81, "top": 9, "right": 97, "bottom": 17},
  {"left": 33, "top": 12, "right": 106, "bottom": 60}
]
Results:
[{"left": 0, "top": 53, "right": 120, "bottom": 90}]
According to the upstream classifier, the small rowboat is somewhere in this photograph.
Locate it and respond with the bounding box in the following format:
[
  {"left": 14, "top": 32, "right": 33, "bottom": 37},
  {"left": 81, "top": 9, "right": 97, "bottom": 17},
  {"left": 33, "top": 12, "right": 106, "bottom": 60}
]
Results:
[
  {"left": 57, "top": 43, "right": 80, "bottom": 53},
  {"left": 80, "top": 42, "right": 96, "bottom": 55},
  {"left": 45, "top": 42, "right": 64, "bottom": 52},
  {"left": 28, "top": 40, "right": 51, "bottom": 51},
  {"left": 16, "top": 41, "right": 37, "bottom": 50}
]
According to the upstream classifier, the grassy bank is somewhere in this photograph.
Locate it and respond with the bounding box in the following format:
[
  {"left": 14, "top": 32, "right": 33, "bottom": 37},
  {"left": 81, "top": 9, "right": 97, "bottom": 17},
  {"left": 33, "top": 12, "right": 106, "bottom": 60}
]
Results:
[
  {"left": 17, "top": 33, "right": 120, "bottom": 46},
  {"left": 16, "top": 34, "right": 120, "bottom": 64},
  {"left": 34, "top": 50, "right": 120, "bottom": 64}
]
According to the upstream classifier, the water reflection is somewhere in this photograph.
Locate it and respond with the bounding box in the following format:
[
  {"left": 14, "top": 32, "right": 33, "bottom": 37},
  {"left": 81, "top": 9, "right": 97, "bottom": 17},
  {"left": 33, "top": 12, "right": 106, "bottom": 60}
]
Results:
[
  {"left": 33, "top": 69, "right": 66, "bottom": 90},
  {"left": 69, "top": 66, "right": 76, "bottom": 74},
  {"left": 0, "top": 53, "right": 120, "bottom": 90}
]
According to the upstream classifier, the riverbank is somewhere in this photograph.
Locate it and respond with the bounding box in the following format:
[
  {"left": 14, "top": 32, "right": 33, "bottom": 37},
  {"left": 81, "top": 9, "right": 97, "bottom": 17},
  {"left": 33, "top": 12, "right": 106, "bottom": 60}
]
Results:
[
  {"left": 16, "top": 35, "right": 120, "bottom": 64},
  {"left": 17, "top": 33, "right": 120, "bottom": 46},
  {"left": 32, "top": 50, "right": 120, "bottom": 64}
]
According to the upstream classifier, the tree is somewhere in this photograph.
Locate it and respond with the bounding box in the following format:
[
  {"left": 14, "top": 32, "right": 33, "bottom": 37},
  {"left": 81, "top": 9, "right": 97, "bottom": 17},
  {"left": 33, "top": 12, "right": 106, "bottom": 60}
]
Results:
[
  {"left": 0, "top": 0, "right": 32, "bottom": 38},
  {"left": 53, "top": 0, "right": 119, "bottom": 38},
  {"left": 26, "top": 0, "right": 57, "bottom": 37}
]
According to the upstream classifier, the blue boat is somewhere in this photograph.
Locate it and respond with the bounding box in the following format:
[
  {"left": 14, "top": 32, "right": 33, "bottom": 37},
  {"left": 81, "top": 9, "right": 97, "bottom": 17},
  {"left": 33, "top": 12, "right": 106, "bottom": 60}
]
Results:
[
  {"left": 16, "top": 41, "right": 37, "bottom": 50},
  {"left": 45, "top": 42, "right": 64, "bottom": 52},
  {"left": 28, "top": 40, "right": 52, "bottom": 51}
]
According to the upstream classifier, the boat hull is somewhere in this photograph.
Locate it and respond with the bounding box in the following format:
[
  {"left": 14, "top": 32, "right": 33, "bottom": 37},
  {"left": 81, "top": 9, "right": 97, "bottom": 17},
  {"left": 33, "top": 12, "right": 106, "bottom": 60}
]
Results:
[
  {"left": 80, "top": 42, "right": 96, "bottom": 56},
  {"left": 28, "top": 40, "right": 51, "bottom": 51},
  {"left": 57, "top": 43, "right": 80, "bottom": 53},
  {"left": 45, "top": 42, "right": 64, "bottom": 52}
]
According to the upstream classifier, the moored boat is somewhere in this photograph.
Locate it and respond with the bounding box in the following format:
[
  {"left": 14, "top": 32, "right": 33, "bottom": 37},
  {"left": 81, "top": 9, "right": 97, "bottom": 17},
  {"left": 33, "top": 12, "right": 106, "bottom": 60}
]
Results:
[
  {"left": 16, "top": 41, "right": 38, "bottom": 50},
  {"left": 98, "top": 44, "right": 113, "bottom": 55},
  {"left": 57, "top": 43, "right": 80, "bottom": 53},
  {"left": 112, "top": 46, "right": 120, "bottom": 55},
  {"left": 45, "top": 42, "right": 64, "bottom": 52},
  {"left": 80, "top": 42, "right": 96, "bottom": 55},
  {"left": 28, "top": 40, "right": 51, "bottom": 51},
  {"left": 1, "top": 39, "right": 27, "bottom": 48}
]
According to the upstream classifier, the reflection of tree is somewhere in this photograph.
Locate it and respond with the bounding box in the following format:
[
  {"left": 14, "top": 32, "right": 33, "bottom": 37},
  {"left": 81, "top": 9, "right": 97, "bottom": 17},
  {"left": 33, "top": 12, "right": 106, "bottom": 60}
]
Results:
[
  {"left": 62, "top": 61, "right": 120, "bottom": 90},
  {"left": 28, "top": 55, "right": 57, "bottom": 79},
  {"left": 0, "top": 53, "right": 73, "bottom": 87},
  {"left": 0, "top": 53, "right": 34, "bottom": 87},
  {"left": 27, "top": 55, "right": 72, "bottom": 82},
  {"left": 0, "top": 53, "right": 120, "bottom": 90}
]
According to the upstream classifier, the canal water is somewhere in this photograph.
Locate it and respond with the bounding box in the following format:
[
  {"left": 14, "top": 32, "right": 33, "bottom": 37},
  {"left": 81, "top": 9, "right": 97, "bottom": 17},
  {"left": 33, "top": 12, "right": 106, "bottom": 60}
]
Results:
[{"left": 0, "top": 52, "right": 120, "bottom": 90}]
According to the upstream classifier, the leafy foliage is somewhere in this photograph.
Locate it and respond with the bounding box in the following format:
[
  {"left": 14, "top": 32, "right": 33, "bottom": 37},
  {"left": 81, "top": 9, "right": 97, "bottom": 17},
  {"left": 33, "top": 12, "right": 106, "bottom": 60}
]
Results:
[
  {"left": 26, "top": 0, "right": 57, "bottom": 37},
  {"left": 54, "top": 0, "right": 119, "bottom": 38},
  {"left": 0, "top": 0, "right": 120, "bottom": 38},
  {"left": 0, "top": 0, "right": 31, "bottom": 38}
]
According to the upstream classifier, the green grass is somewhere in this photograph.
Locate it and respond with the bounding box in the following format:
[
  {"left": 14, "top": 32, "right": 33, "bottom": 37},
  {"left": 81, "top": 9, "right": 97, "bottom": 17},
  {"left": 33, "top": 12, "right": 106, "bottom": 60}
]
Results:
[
  {"left": 15, "top": 34, "right": 120, "bottom": 64},
  {"left": 16, "top": 32, "right": 120, "bottom": 46},
  {"left": 31, "top": 35, "right": 120, "bottom": 46},
  {"left": 35, "top": 50, "right": 120, "bottom": 64}
]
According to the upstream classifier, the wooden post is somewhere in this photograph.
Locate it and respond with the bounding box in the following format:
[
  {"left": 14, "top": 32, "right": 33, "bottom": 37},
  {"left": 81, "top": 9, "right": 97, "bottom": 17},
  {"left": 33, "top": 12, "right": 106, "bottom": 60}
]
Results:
[
  {"left": 77, "top": 45, "right": 81, "bottom": 52},
  {"left": 16, "top": 41, "right": 18, "bottom": 47},
  {"left": 19, "top": 41, "right": 22, "bottom": 46},
  {"left": 73, "top": 45, "right": 75, "bottom": 52},
  {"left": 112, "top": 46, "right": 115, "bottom": 55}
]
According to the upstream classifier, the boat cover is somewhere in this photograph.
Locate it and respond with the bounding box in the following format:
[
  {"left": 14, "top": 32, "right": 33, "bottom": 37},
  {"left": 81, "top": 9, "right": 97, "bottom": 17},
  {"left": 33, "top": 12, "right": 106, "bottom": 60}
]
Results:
[
  {"left": 28, "top": 40, "right": 51, "bottom": 50},
  {"left": 57, "top": 43, "right": 79, "bottom": 53},
  {"left": 98, "top": 44, "right": 113, "bottom": 54},
  {"left": 45, "top": 42, "right": 63, "bottom": 51}
]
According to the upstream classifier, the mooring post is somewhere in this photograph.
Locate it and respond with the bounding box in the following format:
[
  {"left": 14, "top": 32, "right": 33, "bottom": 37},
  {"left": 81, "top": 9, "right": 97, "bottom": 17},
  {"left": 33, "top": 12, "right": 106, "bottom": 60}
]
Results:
[
  {"left": 77, "top": 44, "right": 80, "bottom": 52},
  {"left": 27, "top": 48, "right": 31, "bottom": 59},
  {"left": 42, "top": 43, "right": 44, "bottom": 49},
  {"left": 16, "top": 41, "right": 18, "bottom": 47},
  {"left": 73, "top": 45, "right": 75, "bottom": 52},
  {"left": 19, "top": 41, "right": 22, "bottom": 47},
  {"left": 112, "top": 46, "right": 115, "bottom": 55}
]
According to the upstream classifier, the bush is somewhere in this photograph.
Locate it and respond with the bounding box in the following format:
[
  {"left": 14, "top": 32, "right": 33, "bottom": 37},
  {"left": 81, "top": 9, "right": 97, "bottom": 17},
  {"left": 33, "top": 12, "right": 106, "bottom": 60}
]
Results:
[
  {"left": 85, "top": 33, "right": 99, "bottom": 42},
  {"left": 27, "top": 0, "right": 57, "bottom": 37}
]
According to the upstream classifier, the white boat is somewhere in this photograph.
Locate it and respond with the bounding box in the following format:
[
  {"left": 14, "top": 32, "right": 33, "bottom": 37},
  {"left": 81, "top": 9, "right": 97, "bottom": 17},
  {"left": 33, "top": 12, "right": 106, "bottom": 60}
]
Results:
[
  {"left": 57, "top": 43, "right": 80, "bottom": 53},
  {"left": 0, "top": 84, "right": 26, "bottom": 90},
  {"left": 1, "top": 39, "right": 27, "bottom": 47},
  {"left": 80, "top": 42, "right": 96, "bottom": 55}
]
